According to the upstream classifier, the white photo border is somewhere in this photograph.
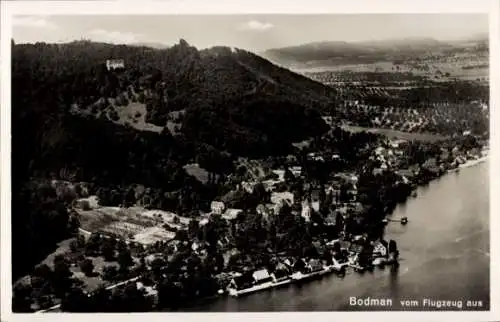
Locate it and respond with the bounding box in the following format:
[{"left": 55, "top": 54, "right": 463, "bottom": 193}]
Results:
[{"left": 1, "top": 0, "right": 498, "bottom": 322}]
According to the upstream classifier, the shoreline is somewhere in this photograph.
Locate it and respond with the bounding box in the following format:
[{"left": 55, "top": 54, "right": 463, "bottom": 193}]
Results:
[
  {"left": 447, "top": 154, "right": 489, "bottom": 173},
  {"left": 193, "top": 159, "right": 488, "bottom": 309},
  {"left": 216, "top": 156, "right": 488, "bottom": 302},
  {"left": 34, "top": 145, "right": 490, "bottom": 313}
]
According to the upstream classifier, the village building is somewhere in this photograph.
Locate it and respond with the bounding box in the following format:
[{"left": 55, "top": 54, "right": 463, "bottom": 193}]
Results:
[
  {"left": 191, "top": 240, "right": 210, "bottom": 256},
  {"left": 270, "top": 191, "right": 294, "bottom": 206},
  {"left": 289, "top": 166, "right": 302, "bottom": 177},
  {"left": 273, "top": 262, "right": 291, "bottom": 281},
  {"left": 252, "top": 269, "right": 273, "bottom": 284},
  {"left": 199, "top": 216, "right": 210, "bottom": 227},
  {"left": 324, "top": 212, "right": 338, "bottom": 226},
  {"left": 136, "top": 281, "right": 158, "bottom": 297},
  {"left": 271, "top": 169, "right": 286, "bottom": 182},
  {"left": 145, "top": 253, "right": 163, "bottom": 266},
  {"left": 229, "top": 268, "right": 272, "bottom": 291},
  {"left": 301, "top": 199, "right": 312, "bottom": 222},
  {"left": 373, "top": 241, "right": 388, "bottom": 257},
  {"left": 74, "top": 195, "right": 99, "bottom": 210},
  {"left": 240, "top": 181, "right": 256, "bottom": 193},
  {"left": 222, "top": 208, "right": 243, "bottom": 221},
  {"left": 210, "top": 201, "right": 226, "bottom": 215}
]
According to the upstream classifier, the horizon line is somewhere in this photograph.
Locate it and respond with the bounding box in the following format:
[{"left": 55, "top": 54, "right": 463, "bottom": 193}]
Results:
[{"left": 11, "top": 32, "right": 489, "bottom": 51}]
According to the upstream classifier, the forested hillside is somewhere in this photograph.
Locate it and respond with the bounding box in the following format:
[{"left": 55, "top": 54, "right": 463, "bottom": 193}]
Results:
[{"left": 11, "top": 39, "right": 334, "bottom": 279}]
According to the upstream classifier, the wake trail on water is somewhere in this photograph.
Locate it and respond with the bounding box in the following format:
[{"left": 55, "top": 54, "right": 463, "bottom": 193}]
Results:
[{"left": 454, "top": 228, "right": 488, "bottom": 242}]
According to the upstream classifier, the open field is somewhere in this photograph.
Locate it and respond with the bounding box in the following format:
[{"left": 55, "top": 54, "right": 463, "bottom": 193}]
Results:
[
  {"left": 301, "top": 57, "right": 488, "bottom": 83},
  {"left": 70, "top": 255, "right": 121, "bottom": 293},
  {"left": 184, "top": 163, "right": 213, "bottom": 184},
  {"left": 341, "top": 125, "right": 448, "bottom": 142},
  {"left": 77, "top": 205, "right": 190, "bottom": 244},
  {"left": 114, "top": 101, "right": 163, "bottom": 133},
  {"left": 18, "top": 236, "right": 123, "bottom": 295}
]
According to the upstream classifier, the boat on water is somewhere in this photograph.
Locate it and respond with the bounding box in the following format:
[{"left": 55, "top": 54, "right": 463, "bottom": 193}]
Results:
[
  {"left": 387, "top": 251, "right": 399, "bottom": 264},
  {"left": 372, "top": 257, "right": 386, "bottom": 266}
]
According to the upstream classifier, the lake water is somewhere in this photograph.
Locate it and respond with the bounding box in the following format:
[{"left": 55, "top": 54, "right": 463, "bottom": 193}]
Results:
[{"left": 185, "top": 160, "right": 490, "bottom": 311}]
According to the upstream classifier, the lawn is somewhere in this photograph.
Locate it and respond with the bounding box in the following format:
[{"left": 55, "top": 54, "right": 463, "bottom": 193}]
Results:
[
  {"left": 342, "top": 125, "right": 447, "bottom": 142},
  {"left": 184, "top": 163, "right": 214, "bottom": 184},
  {"left": 114, "top": 102, "right": 163, "bottom": 133},
  {"left": 77, "top": 208, "right": 121, "bottom": 232},
  {"left": 70, "top": 255, "right": 121, "bottom": 293}
]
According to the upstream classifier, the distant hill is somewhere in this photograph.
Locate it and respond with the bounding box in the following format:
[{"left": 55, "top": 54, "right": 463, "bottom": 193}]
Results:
[
  {"left": 131, "top": 42, "right": 169, "bottom": 49},
  {"left": 261, "top": 37, "right": 486, "bottom": 68}
]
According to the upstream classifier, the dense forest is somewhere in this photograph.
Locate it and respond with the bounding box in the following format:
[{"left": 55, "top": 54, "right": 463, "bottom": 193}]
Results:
[{"left": 11, "top": 40, "right": 335, "bottom": 279}]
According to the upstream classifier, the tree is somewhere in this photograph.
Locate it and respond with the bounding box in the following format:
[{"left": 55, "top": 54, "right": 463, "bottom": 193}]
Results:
[
  {"left": 284, "top": 167, "right": 295, "bottom": 183},
  {"left": 101, "top": 238, "right": 116, "bottom": 261},
  {"left": 116, "top": 239, "right": 128, "bottom": 253},
  {"left": 215, "top": 252, "right": 225, "bottom": 272},
  {"left": 110, "top": 283, "right": 152, "bottom": 312},
  {"left": 70, "top": 240, "right": 80, "bottom": 253},
  {"left": 12, "top": 283, "right": 34, "bottom": 312},
  {"left": 388, "top": 239, "right": 398, "bottom": 253},
  {"left": 53, "top": 255, "right": 73, "bottom": 296},
  {"left": 335, "top": 213, "right": 344, "bottom": 232},
  {"left": 79, "top": 258, "right": 95, "bottom": 277},
  {"left": 117, "top": 248, "right": 134, "bottom": 272},
  {"left": 150, "top": 257, "right": 166, "bottom": 277},
  {"left": 188, "top": 219, "right": 200, "bottom": 240},
  {"left": 102, "top": 265, "right": 118, "bottom": 281},
  {"left": 33, "top": 264, "right": 53, "bottom": 281},
  {"left": 124, "top": 186, "right": 137, "bottom": 207},
  {"left": 85, "top": 233, "right": 102, "bottom": 256},
  {"left": 61, "top": 287, "right": 89, "bottom": 312},
  {"left": 175, "top": 229, "right": 189, "bottom": 242},
  {"left": 332, "top": 241, "right": 342, "bottom": 255},
  {"left": 318, "top": 185, "right": 326, "bottom": 203},
  {"left": 323, "top": 249, "right": 333, "bottom": 266},
  {"left": 87, "top": 286, "right": 112, "bottom": 312},
  {"left": 37, "top": 294, "right": 55, "bottom": 310},
  {"left": 253, "top": 182, "right": 269, "bottom": 203},
  {"left": 68, "top": 212, "right": 81, "bottom": 233}
]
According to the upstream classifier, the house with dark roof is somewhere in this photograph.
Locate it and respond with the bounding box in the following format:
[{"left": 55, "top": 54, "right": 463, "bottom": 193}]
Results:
[
  {"left": 293, "top": 258, "right": 307, "bottom": 273},
  {"left": 229, "top": 272, "right": 254, "bottom": 291},
  {"left": 273, "top": 262, "right": 292, "bottom": 281}
]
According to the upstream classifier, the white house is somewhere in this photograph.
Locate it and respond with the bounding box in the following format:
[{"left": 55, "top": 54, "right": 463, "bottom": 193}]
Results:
[
  {"left": 271, "top": 170, "right": 285, "bottom": 182},
  {"left": 270, "top": 192, "right": 294, "bottom": 206},
  {"left": 241, "top": 181, "right": 255, "bottom": 193},
  {"left": 106, "top": 59, "right": 125, "bottom": 71},
  {"left": 211, "top": 201, "right": 226, "bottom": 215},
  {"left": 301, "top": 199, "right": 311, "bottom": 222},
  {"left": 252, "top": 269, "right": 272, "bottom": 283},
  {"left": 289, "top": 166, "right": 302, "bottom": 177}
]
